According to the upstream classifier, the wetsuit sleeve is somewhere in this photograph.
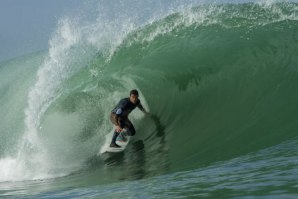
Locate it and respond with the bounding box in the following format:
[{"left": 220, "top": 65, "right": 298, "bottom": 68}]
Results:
[
  {"left": 137, "top": 102, "right": 146, "bottom": 113},
  {"left": 115, "top": 108, "right": 123, "bottom": 115}
]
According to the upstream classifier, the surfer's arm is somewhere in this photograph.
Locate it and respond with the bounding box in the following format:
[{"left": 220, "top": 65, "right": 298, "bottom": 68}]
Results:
[{"left": 137, "top": 103, "right": 148, "bottom": 114}]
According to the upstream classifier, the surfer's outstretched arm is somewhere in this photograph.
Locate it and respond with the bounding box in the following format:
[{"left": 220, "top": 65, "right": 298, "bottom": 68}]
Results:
[{"left": 137, "top": 103, "right": 149, "bottom": 114}]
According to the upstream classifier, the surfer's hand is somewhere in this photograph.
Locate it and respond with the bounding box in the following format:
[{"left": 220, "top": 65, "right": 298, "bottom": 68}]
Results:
[{"left": 115, "top": 125, "right": 122, "bottom": 132}]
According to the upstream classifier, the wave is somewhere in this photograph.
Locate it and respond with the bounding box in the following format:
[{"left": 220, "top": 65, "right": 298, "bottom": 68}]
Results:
[{"left": 0, "top": 1, "right": 298, "bottom": 183}]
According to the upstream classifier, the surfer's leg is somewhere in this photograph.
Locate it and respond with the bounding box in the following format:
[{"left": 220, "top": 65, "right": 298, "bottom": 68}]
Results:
[
  {"left": 110, "top": 113, "right": 118, "bottom": 125},
  {"left": 110, "top": 113, "right": 121, "bottom": 147},
  {"left": 124, "top": 119, "right": 136, "bottom": 136},
  {"left": 110, "top": 131, "right": 121, "bottom": 147}
]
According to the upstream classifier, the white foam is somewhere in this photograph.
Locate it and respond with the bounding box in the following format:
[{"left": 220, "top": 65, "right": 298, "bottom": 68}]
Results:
[
  {"left": 0, "top": 17, "right": 85, "bottom": 182},
  {"left": 0, "top": 158, "right": 25, "bottom": 182}
]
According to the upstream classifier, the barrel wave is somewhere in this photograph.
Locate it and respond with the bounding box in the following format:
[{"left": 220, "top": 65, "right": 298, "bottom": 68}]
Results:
[
  {"left": 0, "top": 2, "right": 298, "bottom": 198},
  {"left": 94, "top": 2, "right": 298, "bottom": 172}
]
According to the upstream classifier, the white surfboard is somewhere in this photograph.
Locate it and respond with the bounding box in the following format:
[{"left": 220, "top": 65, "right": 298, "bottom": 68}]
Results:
[{"left": 98, "top": 129, "right": 131, "bottom": 154}]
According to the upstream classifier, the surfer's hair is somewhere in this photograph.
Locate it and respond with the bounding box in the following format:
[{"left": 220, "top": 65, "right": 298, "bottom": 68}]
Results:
[{"left": 130, "top": 89, "right": 139, "bottom": 96}]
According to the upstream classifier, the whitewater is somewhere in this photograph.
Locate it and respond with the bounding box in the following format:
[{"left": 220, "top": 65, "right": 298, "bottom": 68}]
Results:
[{"left": 0, "top": 0, "right": 298, "bottom": 198}]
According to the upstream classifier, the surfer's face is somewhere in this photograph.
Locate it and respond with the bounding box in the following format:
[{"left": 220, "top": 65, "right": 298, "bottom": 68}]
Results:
[{"left": 130, "top": 94, "right": 138, "bottom": 104}]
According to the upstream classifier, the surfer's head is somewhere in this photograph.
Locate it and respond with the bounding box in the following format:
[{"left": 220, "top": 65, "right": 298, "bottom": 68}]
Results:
[{"left": 129, "top": 89, "right": 139, "bottom": 104}]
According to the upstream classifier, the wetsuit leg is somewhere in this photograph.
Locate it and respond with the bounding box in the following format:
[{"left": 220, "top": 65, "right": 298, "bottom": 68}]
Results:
[
  {"left": 110, "top": 113, "right": 123, "bottom": 146},
  {"left": 110, "top": 113, "right": 118, "bottom": 126},
  {"left": 111, "top": 118, "right": 129, "bottom": 145},
  {"left": 111, "top": 131, "right": 119, "bottom": 145},
  {"left": 124, "top": 118, "right": 136, "bottom": 136},
  {"left": 110, "top": 114, "right": 136, "bottom": 145}
]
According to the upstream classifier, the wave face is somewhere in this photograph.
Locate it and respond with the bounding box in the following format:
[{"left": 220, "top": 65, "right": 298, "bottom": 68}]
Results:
[
  {"left": 0, "top": 1, "right": 298, "bottom": 198},
  {"left": 98, "top": 2, "right": 298, "bottom": 171}
]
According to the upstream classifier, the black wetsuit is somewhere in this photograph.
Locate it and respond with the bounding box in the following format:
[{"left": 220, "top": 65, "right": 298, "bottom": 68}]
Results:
[{"left": 110, "top": 98, "right": 145, "bottom": 145}]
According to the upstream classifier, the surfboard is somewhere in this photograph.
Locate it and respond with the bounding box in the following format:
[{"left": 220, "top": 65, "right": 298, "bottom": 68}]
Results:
[{"left": 99, "top": 130, "right": 131, "bottom": 154}]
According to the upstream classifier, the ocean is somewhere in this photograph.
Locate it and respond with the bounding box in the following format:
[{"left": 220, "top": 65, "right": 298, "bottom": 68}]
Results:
[{"left": 0, "top": 1, "right": 298, "bottom": 198}]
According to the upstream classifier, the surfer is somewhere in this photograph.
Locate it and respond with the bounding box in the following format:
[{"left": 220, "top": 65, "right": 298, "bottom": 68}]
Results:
[{"left": 110, "top": 89, "right": 148, "bottom": 148}]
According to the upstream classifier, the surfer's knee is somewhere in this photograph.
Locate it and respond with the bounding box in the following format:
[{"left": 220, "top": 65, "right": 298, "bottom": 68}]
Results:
[{"left": 110, "top": 113, "right": 118, "bottom": 125}]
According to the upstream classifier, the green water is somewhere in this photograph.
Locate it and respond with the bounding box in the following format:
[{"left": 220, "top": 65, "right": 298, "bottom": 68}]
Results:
[{"left": 0, "top": 2, "right": 298, "bottom": 198}]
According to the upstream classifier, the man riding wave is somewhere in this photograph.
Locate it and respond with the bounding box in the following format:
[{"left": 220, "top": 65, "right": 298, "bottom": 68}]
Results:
[{"left": 110, "top": 89, "right": 148, "bottom": 148}]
